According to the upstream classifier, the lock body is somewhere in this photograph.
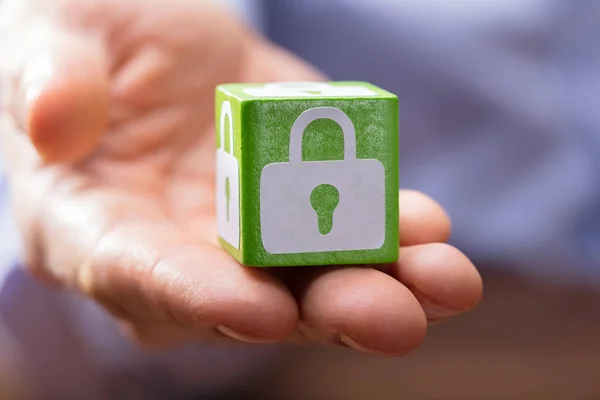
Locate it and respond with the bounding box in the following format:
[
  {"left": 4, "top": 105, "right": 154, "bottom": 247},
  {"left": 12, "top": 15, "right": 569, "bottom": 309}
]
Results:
[{"left": 260, "top": 159, "right": 385, "bottom": 254}]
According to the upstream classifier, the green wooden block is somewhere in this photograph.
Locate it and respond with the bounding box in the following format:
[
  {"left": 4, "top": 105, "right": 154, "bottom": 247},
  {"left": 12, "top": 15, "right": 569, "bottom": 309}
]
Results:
[{"left": 215, "top": 81, "right": 399, "bottom": 267}]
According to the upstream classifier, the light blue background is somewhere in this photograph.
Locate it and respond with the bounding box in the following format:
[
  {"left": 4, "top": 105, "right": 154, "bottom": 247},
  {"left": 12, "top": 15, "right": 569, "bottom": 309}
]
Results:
[{"left": 223, "top": 0, "right": 600, "bottom": 284}]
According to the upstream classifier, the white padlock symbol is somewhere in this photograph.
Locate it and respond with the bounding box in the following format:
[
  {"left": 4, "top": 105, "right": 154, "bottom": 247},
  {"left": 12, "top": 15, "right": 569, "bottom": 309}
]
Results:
[
  {"left": 216, "top": 100, "right": 240, "bottom": 249},
  {"left": 243, "top": 82, "right": 377, "bottom": 98},
  {"left": 260, "top": 106, "right": 386, "bottom": 254}
]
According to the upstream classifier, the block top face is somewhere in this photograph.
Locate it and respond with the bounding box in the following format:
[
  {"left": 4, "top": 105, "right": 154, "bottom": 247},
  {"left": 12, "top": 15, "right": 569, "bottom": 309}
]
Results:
[{"left": 217, "top": 81, "right": 397, "bottom": 101}]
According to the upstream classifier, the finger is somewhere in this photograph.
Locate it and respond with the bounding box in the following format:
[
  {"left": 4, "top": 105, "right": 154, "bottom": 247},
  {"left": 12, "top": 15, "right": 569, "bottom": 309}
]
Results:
[
  {"left": 290, "top": 267, "right": 427, "bottom": 356},
  {"left": 82, "top": 218, "right": 299, "bottom": 345},
  {"left": 391, "top": 243, "right": 483, "bottom": 322},
  {"left": 30, "top": 177, "right": 299, "bottom": 345},
  {"left": 399, "top": 190, "right": 452, "bottom": 246},
  {"left": 5, "top": 25, "right": 109, "bottom": 164}
]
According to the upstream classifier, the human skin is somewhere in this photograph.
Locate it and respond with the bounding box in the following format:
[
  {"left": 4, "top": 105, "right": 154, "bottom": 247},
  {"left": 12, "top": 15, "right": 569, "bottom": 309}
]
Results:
[{"left": 0, "top": 0, "right": 482, "bottom": 356}]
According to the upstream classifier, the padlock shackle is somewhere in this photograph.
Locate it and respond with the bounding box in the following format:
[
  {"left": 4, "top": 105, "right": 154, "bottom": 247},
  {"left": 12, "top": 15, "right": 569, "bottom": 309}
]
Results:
[
  {"left": 289, "top": 107, "right": 356, "bottom": 163},
  {"left": 220, "top": 100, "right": 235, "bottom": 154}
]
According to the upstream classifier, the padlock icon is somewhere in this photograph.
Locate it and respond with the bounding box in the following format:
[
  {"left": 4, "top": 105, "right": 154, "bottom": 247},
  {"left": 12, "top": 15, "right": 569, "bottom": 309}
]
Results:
[
  {"left": 216, "top": 100, "right": 240, "bottom": 249},
  {"left": 260, "top": 106, "right": 386, "bottom": 254}
]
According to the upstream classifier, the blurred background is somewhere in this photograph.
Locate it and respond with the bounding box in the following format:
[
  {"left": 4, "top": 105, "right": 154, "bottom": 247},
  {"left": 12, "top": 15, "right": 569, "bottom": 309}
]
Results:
[
  {"left": 253, "top": 270, "right": 600, "bottom": 399},
  {"left": 3, "top": 0, "right": 600, "bottom": 398},
  {"left": 230, "top": 1, "right": 600, "bottom": 398}
]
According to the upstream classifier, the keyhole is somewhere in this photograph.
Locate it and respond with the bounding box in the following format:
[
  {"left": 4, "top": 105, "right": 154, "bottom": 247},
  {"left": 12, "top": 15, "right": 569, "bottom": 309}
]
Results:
[
  {"left": 310, "top": 184, "right": 340, "bottom": 235},
  {"left": 225, "top": 177, "right": 231, "bottom": 222}
]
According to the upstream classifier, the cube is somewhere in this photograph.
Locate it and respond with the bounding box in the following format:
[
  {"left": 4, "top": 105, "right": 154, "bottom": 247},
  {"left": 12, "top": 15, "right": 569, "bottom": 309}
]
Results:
[{"left": 215, "top": 81, "right": 399, "bottom": 267}]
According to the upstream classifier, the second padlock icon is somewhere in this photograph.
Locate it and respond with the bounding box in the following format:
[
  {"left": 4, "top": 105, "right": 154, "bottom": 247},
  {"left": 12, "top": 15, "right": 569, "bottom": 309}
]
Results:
[
  {"left": 260, "top": 106, "right": 386, "bottom": 255},
  {"left": 216, "top": 100, "right": 240, "bottom": 249}
]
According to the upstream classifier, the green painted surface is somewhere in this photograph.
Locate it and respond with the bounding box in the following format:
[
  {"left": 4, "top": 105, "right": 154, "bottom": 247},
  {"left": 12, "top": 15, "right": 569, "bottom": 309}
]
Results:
[{"left": 216, "top": 82, "right": 399, "bottom": 267}]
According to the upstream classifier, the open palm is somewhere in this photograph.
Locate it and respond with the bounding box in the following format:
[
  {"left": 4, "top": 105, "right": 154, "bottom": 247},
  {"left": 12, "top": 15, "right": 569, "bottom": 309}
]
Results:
[{"left": 0, "top": 0, "right": 482, "bottom": 355}]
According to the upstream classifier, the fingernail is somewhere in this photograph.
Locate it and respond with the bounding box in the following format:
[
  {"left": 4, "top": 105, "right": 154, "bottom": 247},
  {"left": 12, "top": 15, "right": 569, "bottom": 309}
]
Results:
[
  {"left": 15, "top": 57, "right": 54, "bottom": 131},
  {"left": 339, "top": 334, "right": 385, "bottom": 355},
  {"left": 420, "top": 301, "right": 462, "bottom": 322},
  {"left": 215, "top": 325, "right": 274, "bottom": 344},
  {"left": 296, "top": 321, "right": 318, "bottom": 340}
]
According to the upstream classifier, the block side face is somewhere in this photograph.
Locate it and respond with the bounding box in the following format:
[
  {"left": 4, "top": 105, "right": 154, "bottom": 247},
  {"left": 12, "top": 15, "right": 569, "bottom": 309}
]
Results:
[
  {"left": 219, "top": 81, "right": 396, "bottom": 101},
  {"left": 388, "top": 97, "right": 400, "bottom": 255},
  {"left": 215, "top": 86, "right": 244, "bottom": 262},
  {"left": 242, "top": 96, "right": 399, "bottom": 267}
]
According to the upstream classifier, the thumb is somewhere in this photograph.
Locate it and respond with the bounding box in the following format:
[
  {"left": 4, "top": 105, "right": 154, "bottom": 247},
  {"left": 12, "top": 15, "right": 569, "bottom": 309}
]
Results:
[{"left": 10, "top": 28, "right": 109, "bottom": 164}]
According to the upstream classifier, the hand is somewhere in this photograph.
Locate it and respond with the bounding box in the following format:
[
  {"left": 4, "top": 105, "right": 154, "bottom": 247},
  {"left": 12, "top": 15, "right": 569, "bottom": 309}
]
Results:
[{"left": 0, "top": 0, "right": 482, "bottom": 356}]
